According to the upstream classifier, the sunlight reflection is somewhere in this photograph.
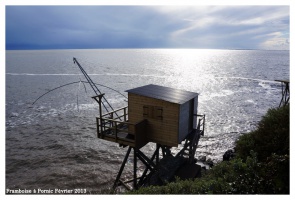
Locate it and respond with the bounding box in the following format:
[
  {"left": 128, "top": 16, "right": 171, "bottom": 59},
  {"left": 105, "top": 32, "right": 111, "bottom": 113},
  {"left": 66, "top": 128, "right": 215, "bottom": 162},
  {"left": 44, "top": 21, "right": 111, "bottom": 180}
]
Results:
[{"left": 156, "top": 49, "right": 222, "bottom": 91}]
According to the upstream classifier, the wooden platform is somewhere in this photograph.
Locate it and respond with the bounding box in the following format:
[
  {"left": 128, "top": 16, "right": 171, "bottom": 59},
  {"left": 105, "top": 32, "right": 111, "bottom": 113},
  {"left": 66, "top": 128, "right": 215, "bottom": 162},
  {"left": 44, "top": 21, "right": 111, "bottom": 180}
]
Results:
[
  {"left": 96, "top": 111, "right": 148, "bottom": 148},
  {"left": 100, "top": 129, "right": 136, "bottom": 147},
  {"left": 275, "top": 79, "right": 289, "bottom": 84}
]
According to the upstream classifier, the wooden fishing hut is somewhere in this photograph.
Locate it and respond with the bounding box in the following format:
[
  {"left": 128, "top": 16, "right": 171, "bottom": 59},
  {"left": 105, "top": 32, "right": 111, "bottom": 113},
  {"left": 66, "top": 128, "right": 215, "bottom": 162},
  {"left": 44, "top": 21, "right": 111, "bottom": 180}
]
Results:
[
  {"left": 127, "top": 84, "right": 199, "bottom": 147},
  {"left": 93, "top": 84, "right": 205, "bottom": 190}
]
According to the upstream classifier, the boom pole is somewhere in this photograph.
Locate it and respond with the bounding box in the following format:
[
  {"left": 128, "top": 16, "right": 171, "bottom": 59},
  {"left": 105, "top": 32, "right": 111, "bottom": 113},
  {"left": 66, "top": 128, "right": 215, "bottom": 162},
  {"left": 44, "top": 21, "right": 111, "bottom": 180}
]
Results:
[{"left": 73, "top": 57, "right": 120, "bottom": 119}]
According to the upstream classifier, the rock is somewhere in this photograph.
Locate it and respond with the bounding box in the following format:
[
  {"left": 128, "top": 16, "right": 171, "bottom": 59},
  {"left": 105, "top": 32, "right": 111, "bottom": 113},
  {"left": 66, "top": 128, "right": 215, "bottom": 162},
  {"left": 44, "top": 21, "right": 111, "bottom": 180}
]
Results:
[
  {"left": 175, "top": 163, "right": 202, "bottom": 180},
  {"left": 223, "top": 149, "right": 235, "bottom": 161},
  {"left": 145, "top": 154, "right": 185, "bottom": 186},
  {"left": 205, "top": 158, "right": 214, "bottom": 168},
  {"left": 199, "top": 156, "right": 206, "bottom": 162}
]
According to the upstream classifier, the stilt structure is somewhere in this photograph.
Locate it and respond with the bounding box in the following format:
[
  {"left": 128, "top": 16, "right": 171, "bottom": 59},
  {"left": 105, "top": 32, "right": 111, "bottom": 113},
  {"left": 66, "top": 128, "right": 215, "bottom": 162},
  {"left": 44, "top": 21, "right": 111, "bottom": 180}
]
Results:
[
  {"left": 95, "top": 85, "right": 205, "bottom": 190},
  {"left": 275, "top": 79, "right": 290, "bottom": 107},
  {"left": 73, "top": 58, "right": 205, "bottom": 190}
]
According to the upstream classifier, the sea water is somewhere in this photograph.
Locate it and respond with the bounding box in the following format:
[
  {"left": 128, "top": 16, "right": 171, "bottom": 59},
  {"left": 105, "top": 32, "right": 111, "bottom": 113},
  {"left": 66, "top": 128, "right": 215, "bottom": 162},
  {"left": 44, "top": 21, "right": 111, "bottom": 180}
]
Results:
[{"left": 5, "top": 49, "right": 289, "bottom": 193}]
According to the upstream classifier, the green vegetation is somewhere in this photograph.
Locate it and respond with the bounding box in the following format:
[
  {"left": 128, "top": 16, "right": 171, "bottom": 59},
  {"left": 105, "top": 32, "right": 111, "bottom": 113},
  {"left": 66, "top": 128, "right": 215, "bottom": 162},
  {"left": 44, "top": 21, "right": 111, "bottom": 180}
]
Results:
[
  {"left": 130, "top": 105, "right": 289, "bottom": 194},
  {"left": 235, "top": 104, "right": 289, "bottom": 161}
]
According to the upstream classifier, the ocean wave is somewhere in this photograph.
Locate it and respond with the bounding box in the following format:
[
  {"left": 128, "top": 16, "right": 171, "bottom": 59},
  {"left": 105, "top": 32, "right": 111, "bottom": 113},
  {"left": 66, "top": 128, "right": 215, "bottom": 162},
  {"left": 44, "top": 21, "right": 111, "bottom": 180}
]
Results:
[
  {"left": 214, "top": 76, "right": 280, "bottom": 84},
  {"left": 6, "top": 73, "right": 82, "bottom": 76}
]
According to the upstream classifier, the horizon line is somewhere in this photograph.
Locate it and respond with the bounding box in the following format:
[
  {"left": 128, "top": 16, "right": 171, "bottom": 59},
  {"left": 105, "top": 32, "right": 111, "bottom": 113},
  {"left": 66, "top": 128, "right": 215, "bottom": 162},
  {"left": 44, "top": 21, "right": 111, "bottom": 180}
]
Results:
[{"left": 5, "top": 47, "right": 290, "bottom": 51}]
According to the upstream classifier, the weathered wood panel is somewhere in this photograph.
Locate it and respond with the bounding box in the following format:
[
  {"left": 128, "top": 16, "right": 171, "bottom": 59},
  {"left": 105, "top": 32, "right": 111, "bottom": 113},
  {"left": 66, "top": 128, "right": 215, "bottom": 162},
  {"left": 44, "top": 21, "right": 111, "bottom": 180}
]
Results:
[
  {"left": 128, "top": 93, "right": 179, "bottom": 146},
  {"left": 178, "top": 98, "right": 197, "bottom": 142},
  {"left": 127, "top": 87, "right": 198, "bottom": 147},
  {"left": 178, "top": 100, "right": 190, "bottom": 142}
]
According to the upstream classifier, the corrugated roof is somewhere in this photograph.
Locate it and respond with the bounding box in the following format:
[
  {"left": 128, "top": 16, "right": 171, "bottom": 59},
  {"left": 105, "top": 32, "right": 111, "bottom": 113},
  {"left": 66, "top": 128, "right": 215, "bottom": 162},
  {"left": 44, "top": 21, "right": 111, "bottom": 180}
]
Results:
[{"left": 126, "top": 84, "right": 198, "bottom": 104}]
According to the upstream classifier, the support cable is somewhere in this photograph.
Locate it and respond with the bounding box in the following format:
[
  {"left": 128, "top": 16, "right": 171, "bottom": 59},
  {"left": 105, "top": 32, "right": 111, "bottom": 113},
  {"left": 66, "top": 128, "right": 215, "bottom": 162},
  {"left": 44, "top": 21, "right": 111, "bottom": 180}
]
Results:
[{"left": 32, "top": 81, "right": 127, "bottom": 105}]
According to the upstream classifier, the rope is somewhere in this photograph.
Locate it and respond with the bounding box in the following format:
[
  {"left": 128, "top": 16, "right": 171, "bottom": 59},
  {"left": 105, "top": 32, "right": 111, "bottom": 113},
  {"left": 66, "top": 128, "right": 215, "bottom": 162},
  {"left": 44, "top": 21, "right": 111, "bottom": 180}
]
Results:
[{"left": 32, "top": 81, "right": 127, "bottom": 105}]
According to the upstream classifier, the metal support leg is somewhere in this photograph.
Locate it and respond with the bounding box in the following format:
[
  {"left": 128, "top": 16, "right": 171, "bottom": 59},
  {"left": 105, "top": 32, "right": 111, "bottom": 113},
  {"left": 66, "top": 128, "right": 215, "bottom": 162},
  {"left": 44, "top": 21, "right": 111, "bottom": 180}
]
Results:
[
  {"left": 137, "top": 145, "right": 160, "bottom": 186},
  {"left": 113, "top": 145, "right": 164, "bottom": 190},
  {"left": 137, "top": 150, "right": 157, "bottom": 169},
  {"left": 276, "top": 80, "right": 290, "bottom": 107},
  {"left": 133, "top": 149, "right": 137, "bottom": 190},
  {"left": 113, "top": 146, "right": 132, "bottom": 189}
]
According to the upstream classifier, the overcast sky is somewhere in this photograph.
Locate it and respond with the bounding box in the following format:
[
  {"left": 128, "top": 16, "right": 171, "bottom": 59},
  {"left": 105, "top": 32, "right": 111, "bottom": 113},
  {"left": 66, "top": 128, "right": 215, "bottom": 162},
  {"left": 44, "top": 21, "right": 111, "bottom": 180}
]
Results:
[{"left": 5, "top": 5, "right": 289, "bottom": 50}]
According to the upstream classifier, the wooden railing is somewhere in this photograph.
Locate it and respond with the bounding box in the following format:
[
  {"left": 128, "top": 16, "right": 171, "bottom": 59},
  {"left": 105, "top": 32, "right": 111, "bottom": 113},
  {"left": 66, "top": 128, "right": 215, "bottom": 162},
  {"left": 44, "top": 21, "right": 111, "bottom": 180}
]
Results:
[
  {"left": 96, "top": 106, "right": 147, "bottom": 148},
  {"left": 96, "top": 106, "right": 129, "bottom": 138},
  {"left": 101, "top": 106, "right": 128, "bottom": 121}
]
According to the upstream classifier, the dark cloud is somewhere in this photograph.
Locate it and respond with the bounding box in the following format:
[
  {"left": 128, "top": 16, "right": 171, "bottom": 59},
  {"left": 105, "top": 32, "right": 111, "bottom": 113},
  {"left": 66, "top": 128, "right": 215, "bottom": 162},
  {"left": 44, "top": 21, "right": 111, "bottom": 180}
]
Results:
[{"left": 5, "top": 6, "right": 289, "bottom": 50}]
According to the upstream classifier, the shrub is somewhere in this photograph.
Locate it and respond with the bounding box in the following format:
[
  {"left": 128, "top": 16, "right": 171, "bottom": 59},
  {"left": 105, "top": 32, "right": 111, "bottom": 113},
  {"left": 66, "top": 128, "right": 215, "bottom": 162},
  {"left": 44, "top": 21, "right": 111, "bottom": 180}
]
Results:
[
  {"left": 236, "top": 105, "right": 289, "bottom": 161},
  {"left": 129, "top": 105, "right": 290, "bottom": 194}
]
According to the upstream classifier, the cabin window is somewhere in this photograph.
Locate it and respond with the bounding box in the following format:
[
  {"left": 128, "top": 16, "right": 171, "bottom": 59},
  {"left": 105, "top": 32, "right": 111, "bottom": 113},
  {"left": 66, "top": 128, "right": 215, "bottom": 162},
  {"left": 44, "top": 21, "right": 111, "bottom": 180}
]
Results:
[{"left": 143, "top": 105, "right": 163, "bottom": 120}]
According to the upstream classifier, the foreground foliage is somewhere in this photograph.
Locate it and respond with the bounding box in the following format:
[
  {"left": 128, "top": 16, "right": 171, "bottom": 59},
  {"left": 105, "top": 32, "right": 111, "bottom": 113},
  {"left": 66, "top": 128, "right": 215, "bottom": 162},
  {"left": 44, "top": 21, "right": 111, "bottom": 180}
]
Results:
[
  {"left": 235, "top": 104, "right": 289, "bottom": 161},
  {"left": 130, "top": 105, "right": 289, "bottom": 194}
]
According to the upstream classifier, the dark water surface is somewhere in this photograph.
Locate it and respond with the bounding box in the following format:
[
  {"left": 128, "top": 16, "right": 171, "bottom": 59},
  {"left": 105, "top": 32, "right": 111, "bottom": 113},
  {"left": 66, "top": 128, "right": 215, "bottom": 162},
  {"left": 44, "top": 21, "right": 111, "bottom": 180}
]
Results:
[{"left": 6, "top": 49, "right": 289, "bottom": 193}]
